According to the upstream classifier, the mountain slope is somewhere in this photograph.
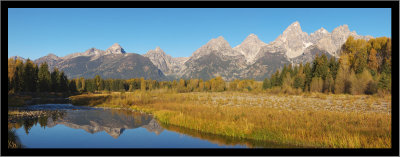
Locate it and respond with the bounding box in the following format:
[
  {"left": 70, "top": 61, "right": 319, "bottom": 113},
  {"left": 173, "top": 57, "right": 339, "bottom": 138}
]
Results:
[
  {"left": 14, "top": 21, "right": 375, "bottom": 81},
  {"left": 233, "top": 33, "right": 267, "bottom": 64},
  {"left": 143, "top": 46, "right": 188, "bottom": 77},
  {"left": 33, "top": 44, "right": 166, "bottom": 80},
  {"left": 178, "top": 36, "right": 247, "bottom": 81}
]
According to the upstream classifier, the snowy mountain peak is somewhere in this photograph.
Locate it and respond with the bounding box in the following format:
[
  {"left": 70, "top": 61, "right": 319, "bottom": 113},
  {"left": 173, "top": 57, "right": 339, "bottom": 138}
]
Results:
[{"left": 106, "top": 43, "right": 126, "bottom": 54}]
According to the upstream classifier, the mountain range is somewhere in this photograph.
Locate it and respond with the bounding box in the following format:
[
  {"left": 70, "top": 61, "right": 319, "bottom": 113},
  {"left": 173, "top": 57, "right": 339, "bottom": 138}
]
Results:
[{"left": 11, "top": 21, "right": 373, "bottom": 81}]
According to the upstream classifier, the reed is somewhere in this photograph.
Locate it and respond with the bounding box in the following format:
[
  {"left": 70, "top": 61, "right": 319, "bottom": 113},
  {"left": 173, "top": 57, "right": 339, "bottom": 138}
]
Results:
[{"left": 69, "top": 90, "right": 391, "bottom": 148}]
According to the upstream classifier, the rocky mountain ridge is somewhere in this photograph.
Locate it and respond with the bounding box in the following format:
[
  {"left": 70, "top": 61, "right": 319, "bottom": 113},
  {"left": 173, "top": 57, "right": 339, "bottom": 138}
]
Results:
[
  {"left": 12, "top": 21, "right": 374, "bottom": 81},
  {"left": 33, "top": 43, "right": 166, "bottom": 80}
]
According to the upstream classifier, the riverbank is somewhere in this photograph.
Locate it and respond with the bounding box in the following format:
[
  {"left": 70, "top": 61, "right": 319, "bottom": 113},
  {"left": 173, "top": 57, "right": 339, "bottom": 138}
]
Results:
[
  {"left": 8, "top": 92, "right": 75, "bottom": 107},
  {"left": 69, "top": 90, "right": 391, "bottom": 148}
]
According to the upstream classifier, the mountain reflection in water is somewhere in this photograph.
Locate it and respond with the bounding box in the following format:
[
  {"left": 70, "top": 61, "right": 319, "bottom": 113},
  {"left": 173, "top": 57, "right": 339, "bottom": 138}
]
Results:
[
  {"left": 8, "top": 104, "right": 300, "bottom": 148},
  {"left": 9, "top": 105, "right": 164, "bottom": 138}
]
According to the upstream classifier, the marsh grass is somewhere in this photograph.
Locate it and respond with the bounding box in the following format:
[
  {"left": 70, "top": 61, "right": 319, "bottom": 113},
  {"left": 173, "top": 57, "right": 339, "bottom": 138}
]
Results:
[{"left": 69, "top": 90, "right": 391, "bottom": 148}]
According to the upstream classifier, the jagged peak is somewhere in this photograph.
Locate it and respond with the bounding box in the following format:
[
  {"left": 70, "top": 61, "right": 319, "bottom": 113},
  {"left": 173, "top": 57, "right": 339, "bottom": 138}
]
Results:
[
  {"left": 332, "top": 24, "right": 350, "bottom": 33},
  {"left": 290, "top": 21, "right": 300, "bottom": 27},
  {"left": 235, "top": 33, "right": 267, "bottom": 48},
  {"left": 106, "top": 43, "right": 126, "bottom": 54},
  {"left": 285, "top": 21, "right": 302, "bottom": 31},
  {"left": 247, "top": 33, "right": 257, "bottom": 37},
  {"left": 281, "top": 21, "right": 306, "bottom": 37},
  {"left": 316, "top": 27, "right": 329, "bottom": 34},
  {"left": 110, "top": 43, "right": 121, "bottom": 48},
  {"left": 144, "top": 46, "right": 167, "bottom": 57},
  {"left": 84, "top": 47, "right": 99, "bottom": 52},
  {"left": 206, "top": 36, "right": 231, "bottom": 47},
  {"left": 155, "top": 46, "right": 161, "bottom": 51},
  {"left": 244, "top": 33, "right": 260, "bottom": 41},
  {"left": 210, "top": 36, "right": 226, "bottom": 42}
]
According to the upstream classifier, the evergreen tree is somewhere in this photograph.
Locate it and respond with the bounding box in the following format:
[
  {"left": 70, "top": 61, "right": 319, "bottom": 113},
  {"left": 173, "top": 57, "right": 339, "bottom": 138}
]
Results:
[
  {"left": 293, "top": 75, "right": 304, "bottom": 89},
  {"left": 94, "top": 75, "right": 101, "bottom": 91},
  {"left": 23, "top": 59, "right": 37, "bottom": 92},
  {"left": 51, "top": 68, "right": 60, "bottom": 92},
  {"left": 328, "top": 57, "right": 339, "bottom": 80},
  {"left": 303, "top": 62, "right": 312, "bottom": 92},
  {"left": 262, "top": 78, "right": 271, "bottom": 89},
  {"left": 378, "top": 73, "right": 391, "bottom": 92},
  {"left": 68, "top": 79, "right": 77, "bottom": 93},
  {"left": 118, "top": 80, "right": 125, "bottom": 92},
  {"left": 58, "top": 71, "right": 69, "bottom": 92},
  {"left": 312, "top": 54, "right": 329, "bottom": 80},
  {"left": 353, "top": 46, "right": 368, "bottom": 74},
  {"left": 37, "top": 62, "right": 51, "bottom": 92}
]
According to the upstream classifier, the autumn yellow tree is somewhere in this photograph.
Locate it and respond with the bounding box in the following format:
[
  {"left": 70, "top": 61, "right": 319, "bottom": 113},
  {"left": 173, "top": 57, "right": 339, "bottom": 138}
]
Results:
[
  {"left": 350, "top": 68, "right": 374, "bottom": 95},
  {"left": 368, "top": 48, "right": 379, "bottom": 74},
  {"left": 140, "top": 77, "right": 146, "bottom": 91},
  {"left": 210, "top": 76, "right": 225, "bottom": 92},
  {"left": 310, "top": 77, "right": 323, "bottom": 93}
]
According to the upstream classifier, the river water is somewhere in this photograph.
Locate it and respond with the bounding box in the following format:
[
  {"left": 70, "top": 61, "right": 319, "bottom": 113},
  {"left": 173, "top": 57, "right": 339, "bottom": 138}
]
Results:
[{"left": 8, "top": 104, "right": 295, "bottom": 148}]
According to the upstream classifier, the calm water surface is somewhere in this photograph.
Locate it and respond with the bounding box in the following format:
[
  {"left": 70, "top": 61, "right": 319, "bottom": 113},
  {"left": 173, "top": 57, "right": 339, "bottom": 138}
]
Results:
[{"left": 8, "top": 104, "right": 295, "bottom": 148}]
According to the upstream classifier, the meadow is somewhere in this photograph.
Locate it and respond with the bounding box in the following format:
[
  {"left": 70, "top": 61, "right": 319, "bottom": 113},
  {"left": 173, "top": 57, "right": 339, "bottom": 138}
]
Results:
[{"left": 70, "top": 89, "right": 391, "bottom": 148}]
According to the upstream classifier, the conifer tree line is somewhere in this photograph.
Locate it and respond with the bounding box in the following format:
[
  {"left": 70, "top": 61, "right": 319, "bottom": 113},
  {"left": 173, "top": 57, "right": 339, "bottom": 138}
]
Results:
[
  {"left": 73, "top": 76, "right": 230, "bottom": 93},
  {"left": 8, "top": 59, "right": 76, "bottom": 94},
  {"left": 263, "top": 36, "right": 392, "bottom": 95},
  {"left": 8, "top": 36, "right": 391, "bottom": 95}
]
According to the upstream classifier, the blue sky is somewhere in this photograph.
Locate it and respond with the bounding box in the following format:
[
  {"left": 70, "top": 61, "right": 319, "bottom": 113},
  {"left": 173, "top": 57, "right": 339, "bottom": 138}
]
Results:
[{"left": 8, "top": 8, "right": 391, "bottom": 60}]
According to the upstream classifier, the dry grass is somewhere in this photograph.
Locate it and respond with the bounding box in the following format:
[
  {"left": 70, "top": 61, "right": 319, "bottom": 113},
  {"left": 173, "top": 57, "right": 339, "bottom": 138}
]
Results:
[{"left": 70, "top": 90, "right": 391, "bottom": 148}]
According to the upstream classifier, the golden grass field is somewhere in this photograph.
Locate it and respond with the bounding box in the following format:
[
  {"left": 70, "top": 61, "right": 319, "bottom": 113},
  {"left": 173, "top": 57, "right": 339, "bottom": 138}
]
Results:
[{"left": 70, "top": 89, "right": 391, "bottom": 148}]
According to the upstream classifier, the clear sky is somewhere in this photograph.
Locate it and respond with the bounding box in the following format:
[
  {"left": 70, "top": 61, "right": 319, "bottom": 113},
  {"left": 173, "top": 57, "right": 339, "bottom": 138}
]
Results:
[{"left": 8, "top": 8, "right": 391, "bottom": 60}]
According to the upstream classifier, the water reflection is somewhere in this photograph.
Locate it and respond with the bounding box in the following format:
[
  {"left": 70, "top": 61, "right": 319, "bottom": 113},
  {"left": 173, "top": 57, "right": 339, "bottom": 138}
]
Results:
[
  {"left": 8, "top": 104, "right": 297, "bottom": 148},
  {"left": 8, "top": 129, "right": 23, "bottom": 149},
  {"left": 9, "top": 106, "right": 163, "bottom": 138},
  {"left": 8, "top": 110, "right": 66, "bottom": 135}
]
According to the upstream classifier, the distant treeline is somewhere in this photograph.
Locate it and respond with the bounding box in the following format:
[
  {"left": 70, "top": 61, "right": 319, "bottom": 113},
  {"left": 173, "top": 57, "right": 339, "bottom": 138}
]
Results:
[
  {"left": 8, "top": 59, "right": 77, "bottom": 94},
  {"left": 263, "top": 36, "right": 392, "bottom": 95},
  {"left": 72, "top": 75, "right": 230, "bottom": 93},
  {"left": 8, "top": 36, "right": 391, "bottom": 95}
]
